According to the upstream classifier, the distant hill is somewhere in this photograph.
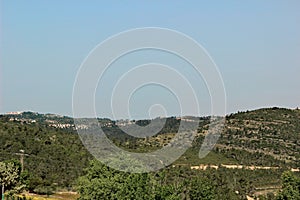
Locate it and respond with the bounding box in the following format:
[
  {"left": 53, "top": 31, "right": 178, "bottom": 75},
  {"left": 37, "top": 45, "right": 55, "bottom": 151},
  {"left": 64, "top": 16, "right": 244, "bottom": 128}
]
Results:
[
  {"left": 219, "top": 107, "right": 300, "bottom": 167},
  {"left": 0, "top": 107, "right": 299, "bottom": 192},
  {"left": 117, "top": 107, "right": 300, "bottom": 168}
]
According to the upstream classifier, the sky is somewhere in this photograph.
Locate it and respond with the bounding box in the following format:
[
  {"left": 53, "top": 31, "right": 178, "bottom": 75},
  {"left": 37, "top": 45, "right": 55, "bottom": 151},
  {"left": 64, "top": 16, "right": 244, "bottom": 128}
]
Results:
[{"left": 1, "top": 1, "right": 300, "bottom": 119}]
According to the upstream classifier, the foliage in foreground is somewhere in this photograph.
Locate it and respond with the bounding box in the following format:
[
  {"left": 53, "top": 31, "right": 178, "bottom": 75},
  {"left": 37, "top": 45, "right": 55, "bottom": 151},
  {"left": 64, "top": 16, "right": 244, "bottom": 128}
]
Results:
[
  {"left": 0, "top": 160, "right": 27, "bottom": 196},
  {"left": 276, "top": 171, "right": 300, "bottom": 200},
  {"left": 75, "top": 160, "right": 218, "bottom": 200}
]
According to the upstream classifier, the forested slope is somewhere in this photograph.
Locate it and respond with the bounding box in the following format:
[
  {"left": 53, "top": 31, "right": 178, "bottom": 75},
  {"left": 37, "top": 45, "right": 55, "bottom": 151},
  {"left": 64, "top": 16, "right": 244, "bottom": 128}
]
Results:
[{"left": 0, "top": 107, "right": 299, "bottom": 197}]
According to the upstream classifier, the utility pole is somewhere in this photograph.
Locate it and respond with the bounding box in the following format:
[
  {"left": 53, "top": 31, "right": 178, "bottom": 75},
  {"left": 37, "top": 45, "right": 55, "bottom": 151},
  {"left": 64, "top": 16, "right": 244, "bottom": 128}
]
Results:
[
  {"left": 20, "top": 150, "right": 24, "bottom": 172},
  {"left": 15, "top": 149, "right": 28, "bottom": 172},
  {"left": 1, "top": 184, "right": 4, "bottom": 200},
  {"left": 1, "top": 183, "right": 4, "bottom": 200}
]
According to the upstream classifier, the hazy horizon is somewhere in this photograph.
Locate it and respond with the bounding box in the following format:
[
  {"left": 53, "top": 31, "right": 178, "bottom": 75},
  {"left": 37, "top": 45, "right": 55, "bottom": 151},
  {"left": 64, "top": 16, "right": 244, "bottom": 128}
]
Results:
[
  {"left": 1, "top": 1, "right": 300, "bottom": 119},
  {"left": 1, "top": 106, "right": 299, "bottom": 121}
]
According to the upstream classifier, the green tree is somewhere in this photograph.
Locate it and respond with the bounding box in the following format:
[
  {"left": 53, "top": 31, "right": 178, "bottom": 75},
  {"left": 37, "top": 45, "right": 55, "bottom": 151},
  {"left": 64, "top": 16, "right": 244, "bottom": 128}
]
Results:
[
  {"left": 76, "top": 160, "right": 183, "bottom": 200},
  {"left": 75, "top": 160, "right": 123, "bottom": 200},
  {"left": 151, "top": 168, "right": 184, "bottom": 200},
  {"left": 277, "top": 171, "right": 300, "bottom": 200},
  {"left": 189, "top": 177, "right": 216, "bottom": 200},
  {"left": 0, "top": 161, "right": 20, "bottom": 198},
  {"left": 116, "top": 173, "right": 153, "bottom": 200},
  {"left": 154, "top": 183, "right": 182, "bottom": 200}
]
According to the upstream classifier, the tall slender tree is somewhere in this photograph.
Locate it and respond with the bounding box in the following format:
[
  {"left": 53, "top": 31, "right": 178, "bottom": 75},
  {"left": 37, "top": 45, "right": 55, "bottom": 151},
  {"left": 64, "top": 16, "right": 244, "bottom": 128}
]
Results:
[{"left": 0, "top": 161, "right": 20, "bottom": 199}]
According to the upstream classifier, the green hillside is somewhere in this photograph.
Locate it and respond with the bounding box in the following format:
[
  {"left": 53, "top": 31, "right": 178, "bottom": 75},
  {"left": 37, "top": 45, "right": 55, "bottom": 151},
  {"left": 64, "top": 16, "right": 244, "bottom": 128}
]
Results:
[
  {"left": 0, "top": 107, "right": 299, "bottom": 199},
  {"left": 0, "top": 116, "right": 91, "bottom": 192}
]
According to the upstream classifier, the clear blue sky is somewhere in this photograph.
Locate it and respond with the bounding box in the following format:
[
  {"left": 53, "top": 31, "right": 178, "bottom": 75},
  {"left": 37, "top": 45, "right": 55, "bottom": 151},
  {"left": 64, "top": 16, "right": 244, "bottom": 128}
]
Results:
[{"left": 1, "top": 1, "right": 300, "bottom": 118}]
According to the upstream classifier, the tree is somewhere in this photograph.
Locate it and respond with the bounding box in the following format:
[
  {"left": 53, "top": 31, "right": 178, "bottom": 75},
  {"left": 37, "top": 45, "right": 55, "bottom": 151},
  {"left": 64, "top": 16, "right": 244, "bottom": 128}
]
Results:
[
  {"left": 277, "top": 171, "right": 300, "bottom": 200},
  {"left": 152, "top": 168, "right": 182, "bottom": 200},
  {"left": 189, "top": 177, "right": 216, "bottom": 200},
  {"left": 116, "top": 173, "right": 153, "bottom": 200},
  {"left": 0, "top": 161, "right": 20, "bottom": 198},
  {"left": 76, "top": 159, "right": 155, "bottom": 200},
  {"left": 75, "top": 160, "right": 123, "bottom": 200},
  {"left": 154, "top": 183, "right": 182, "bottom": 200},
  {"left": 77, "top": 160, "right": 180, "bottom": 200}
]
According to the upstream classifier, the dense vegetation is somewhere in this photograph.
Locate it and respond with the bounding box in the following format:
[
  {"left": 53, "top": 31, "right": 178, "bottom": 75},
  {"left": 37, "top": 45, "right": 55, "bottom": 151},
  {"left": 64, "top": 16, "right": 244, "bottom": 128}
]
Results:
[
  {"left": 0, "top": 107, "right": 299, "bottom": 199},
  {"left": 76, "top": 159, "right": 225, "bottom": 200},
  {"left": 222, "top": 108, "right": 300, "bottom": 167},
  {"left": 0, "top": 116, "right": 91, "bottom": 194},
  {"left": 276, "top": 171, "right": 300, "bottom": 200},
  {"left": 76, "top": 159, "right": 300, "bottom": 200},
  {"left": 0, "top": 160, "right": 23, "bottom": 195}
]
